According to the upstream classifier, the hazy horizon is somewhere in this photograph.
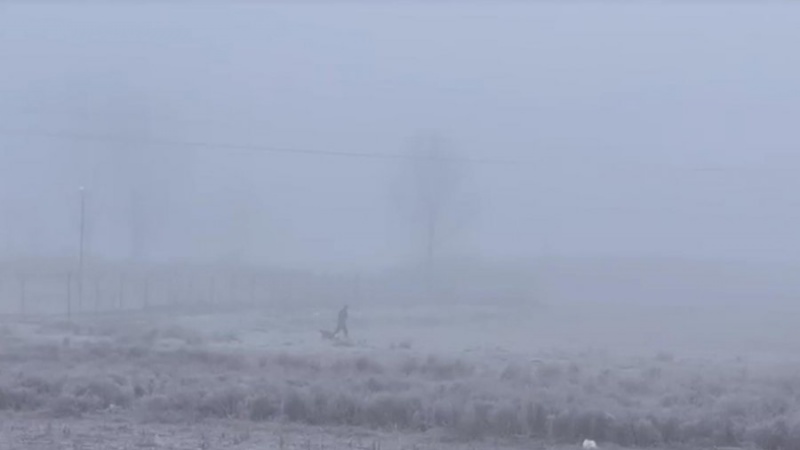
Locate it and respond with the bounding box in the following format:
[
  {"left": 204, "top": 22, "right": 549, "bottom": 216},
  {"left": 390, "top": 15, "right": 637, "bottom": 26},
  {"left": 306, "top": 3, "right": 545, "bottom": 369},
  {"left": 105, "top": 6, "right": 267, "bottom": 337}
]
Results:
[{"left": 2, "top": 3, "right": 799, "bottom": 271}]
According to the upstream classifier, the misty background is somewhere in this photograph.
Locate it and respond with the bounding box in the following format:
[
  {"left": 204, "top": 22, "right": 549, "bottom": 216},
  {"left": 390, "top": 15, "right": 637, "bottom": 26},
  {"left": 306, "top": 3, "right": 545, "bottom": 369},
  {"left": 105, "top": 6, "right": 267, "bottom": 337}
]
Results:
[{"left": 1, "top": 3, "right": 799, "bottom": 307}]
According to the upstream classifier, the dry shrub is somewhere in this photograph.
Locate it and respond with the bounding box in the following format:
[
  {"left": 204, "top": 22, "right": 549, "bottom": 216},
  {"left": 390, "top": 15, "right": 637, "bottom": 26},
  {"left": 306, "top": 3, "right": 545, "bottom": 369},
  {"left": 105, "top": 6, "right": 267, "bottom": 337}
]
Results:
[
  {"left": 37, "top": 320, "right": 81, "bottom": 336},
  {"left": 744, "top": 415, "right": 800, "bottom": 450},
  {"left": 390, "top": 340, "right": 413, "bottom": 350},
  {"left": 198, "top": 386, "right": 247, "bottom": 419},
  {"left": 49, "top": 394, "right": 93, "bottom": 418},
  {"left": 0, "top": 386, "right": 43, "bottom": 411},
  {"left": 1, "top": 343, "right": 62, "bottom": 363},
  {"left": 124, "top": 345, "right": 151, "bottom": 359},
  {"left": 169, "top": 348, "right": 249, "bottom": 371},
  {"left": 653, "top": 415, "right": 682, "bottom": 443},
  {"left": 16, "top": 375, "right": 63, "bottom": 397},
  {"left": 362, "top": 393, "right": 422, "bottom": 430},
  {"left": 550, "top": 410, "right": 578, "bottom": 442},
  {"left": 281, "top": 389, "right": 310, "bottom": 422},
  {"left": 632, "top": 418, "right": 663, "bottom": 447},
  {"left": 618, "top": 376, "right": 653, "bottom": 396},
  {"left": 248, "top": 393, "right": 280, "bottom": 421},
  {"left": 305, "top": 389, "right": 331, "bottom": 425},
  {"left": 363, "top": 376, "right": 411, "bottom": 394},
  {"left": 326, "top": 393, "right": 360, "bottom": 425},
  {"left": 73, "top": 341, "right": 150, "bottom": 363},
  {"left": 500, "top": 364, "right": 534, "bottom": 385},
  {"left": 354, "top": 356, "right": 385, "bottom": 375},
  {"left": 332, "top": 356, "right": 384, "bottom": 375},
  {"left": 72, "top": 378, "right": 133, "bottom": 409},
  {"left": 401, "top": 356, "right": 474, "bottom": 380},
  {"left": 535, "top": 363, "right": 564, "bottom": 386},
  {"left": 399, "top": 358, "right": 419, "bottom": 376},
  {"left": 571, "top": 410, "right": 615, "bottom": 443},
  {"left": 452, "top": 401, "right": 493, "bottom": 440},
  {"left": 747, "top": 419, "right": 794, "bottom": 450},
  {"left": 273, "top": 353, "right": 322, "bottom": 373},
  {"left": 138, "top": 390, "right": 200, "bottom": 423},
  {"left": 158, "top": 325, "right": 206, "bottom": 346},
  {"left": 613, "top": 420, "right": 639, "bottom": 447},
  {"left": 524, "top": 402, "right": 549, "bottom": 437},
  {"left": 641, "top": 366, "right": 663, "bottom": 383},
  {"left": 490, "top": 401, "right": 525, "bottom": 436},
  {"left": 212, "top": 331, "right": 241, "bottom": 344},
  {"left": 713, "top": 417, "right": 744, "bottom": 447},
  {"left": 655, "top": 351, "right": 675, "bottom": 364},
  {"left": 680, "top": 417, "right": 719, "bottom": 447}
]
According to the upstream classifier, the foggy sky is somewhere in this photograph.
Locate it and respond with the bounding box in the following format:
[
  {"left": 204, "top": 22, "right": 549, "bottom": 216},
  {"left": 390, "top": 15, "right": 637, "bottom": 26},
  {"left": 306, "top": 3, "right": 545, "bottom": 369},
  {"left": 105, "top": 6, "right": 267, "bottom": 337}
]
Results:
[{"left": 1, "top": 3, "right": 799, "bottom": 269}]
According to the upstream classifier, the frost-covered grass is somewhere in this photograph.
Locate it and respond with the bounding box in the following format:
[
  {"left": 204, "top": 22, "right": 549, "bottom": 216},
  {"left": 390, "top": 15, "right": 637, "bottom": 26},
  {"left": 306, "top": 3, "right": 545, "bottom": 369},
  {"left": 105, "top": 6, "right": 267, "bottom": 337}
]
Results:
[{"left": 1, "top": 317, "right": 800, "bottom": 450}]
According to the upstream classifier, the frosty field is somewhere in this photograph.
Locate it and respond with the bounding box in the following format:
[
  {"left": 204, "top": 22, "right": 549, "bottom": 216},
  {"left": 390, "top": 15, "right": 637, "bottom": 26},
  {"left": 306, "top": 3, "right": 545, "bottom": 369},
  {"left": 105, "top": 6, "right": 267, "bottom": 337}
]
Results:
[{"left": 1, "top": 297, "right": 799, "bottom": 450}]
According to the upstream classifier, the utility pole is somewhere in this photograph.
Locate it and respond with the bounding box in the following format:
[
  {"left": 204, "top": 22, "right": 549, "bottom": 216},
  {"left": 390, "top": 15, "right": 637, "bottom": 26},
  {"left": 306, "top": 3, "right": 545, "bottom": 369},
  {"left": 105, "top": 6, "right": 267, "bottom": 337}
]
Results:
[{"left": 78, "top": 186, "right": 86, "bottom": 312}]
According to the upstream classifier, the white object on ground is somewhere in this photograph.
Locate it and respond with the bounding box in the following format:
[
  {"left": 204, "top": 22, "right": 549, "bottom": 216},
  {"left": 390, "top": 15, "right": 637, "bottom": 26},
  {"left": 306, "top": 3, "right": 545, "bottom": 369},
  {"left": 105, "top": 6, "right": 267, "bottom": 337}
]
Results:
[{"left": 582, "top": 439, "right": 598, "bottom": 449}]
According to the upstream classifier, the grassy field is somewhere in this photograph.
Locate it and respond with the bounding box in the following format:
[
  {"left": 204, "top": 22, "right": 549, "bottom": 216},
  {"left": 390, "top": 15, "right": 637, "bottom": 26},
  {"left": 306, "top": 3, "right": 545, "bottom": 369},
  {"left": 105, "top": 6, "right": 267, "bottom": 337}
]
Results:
[{"left": 1, "top": 299, "right": 800, "bottom": 450}]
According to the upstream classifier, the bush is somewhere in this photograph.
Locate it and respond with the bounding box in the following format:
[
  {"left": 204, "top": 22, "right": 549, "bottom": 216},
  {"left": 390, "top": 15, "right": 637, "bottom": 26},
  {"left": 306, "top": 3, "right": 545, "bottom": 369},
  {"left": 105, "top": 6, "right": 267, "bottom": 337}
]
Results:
[
  {"left": 524, "top": 402, "right": 549, "bottom": 437},
  {"left": 744, "top": 419, "right": 800, "bottom": 450},
  {"left": 447, "top": 400, "right": 497, "bottom": 440},
  {"left": 400, "top": 356, "right": 474, "bottom": 380},
  {"left": 500, "top": 364, "right": 533, "bottom": 385},
  {"left": 49, "top": 395, "right": 93, "bottom": 418},
  {"left": 281, "top": 390, "right": 310, "bottom": 422},
  {"left": 72, "top": 378, "right": 132, "bottom": 409},
  {"left": 274, "top": 353, "right": 322, "bottom": 373},
  {"left": 632, "top": 418, "right": 662, "bottom": 447},
  {"left": 331, "top": 356, "right": 384, "bottom": 375},
  {"left": 248, "top": 393, "right": 280, "bottom": 421},
  {"left": 490, "top": 401, "right": 525, "bottom": 436},
  {"left": 170, "top": 349, "right": 248, "bottom": 371},
  {"left": 198, "top": 386, "right": 247, "bottom": 419},
  {"left": 354, "top": 356, "right": 385, "bottom": 375},
  {"left": 0, "top": 386, "right": 43, "bottom": 411},
  {"left": 138, "top": 391, "right": 200, "bottom": 423},
  {"left": 654, "top": 415, "right": 682, "bottom": 443},
  {"left": 535, "top": 363, "right": 564, "bottom": 386},
  {"left": 326, "top": 393, "right": 360, "bottom": 426},
  {"left": 362, "top": 393, "right": 422, "bottom": 430},
  {"left": 17, "top": 375, "right": 64, "bottom": 396}
]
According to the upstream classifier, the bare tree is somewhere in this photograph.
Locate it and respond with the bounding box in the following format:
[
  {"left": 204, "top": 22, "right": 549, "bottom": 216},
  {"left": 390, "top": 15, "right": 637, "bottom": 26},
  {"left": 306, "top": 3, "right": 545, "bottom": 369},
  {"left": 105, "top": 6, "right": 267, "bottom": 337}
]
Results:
[
  {"left": 402, "top": 131, "right": 466, "bottom": 276},
  {"left": 112, "top": 99, "right": 155, "bottom": 262},
  {"left": 102, "top": 88, "right": 175, "bottom": 263}
]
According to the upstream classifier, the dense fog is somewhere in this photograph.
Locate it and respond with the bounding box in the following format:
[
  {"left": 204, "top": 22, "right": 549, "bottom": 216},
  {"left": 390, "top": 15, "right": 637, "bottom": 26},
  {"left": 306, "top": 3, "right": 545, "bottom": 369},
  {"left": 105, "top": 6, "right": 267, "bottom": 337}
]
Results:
[
  {"left": 1, "top": 3, "right": 799, "bottom": 301},
  {"left": 4, "top": 4, "right": 800, "bottom": 450}
]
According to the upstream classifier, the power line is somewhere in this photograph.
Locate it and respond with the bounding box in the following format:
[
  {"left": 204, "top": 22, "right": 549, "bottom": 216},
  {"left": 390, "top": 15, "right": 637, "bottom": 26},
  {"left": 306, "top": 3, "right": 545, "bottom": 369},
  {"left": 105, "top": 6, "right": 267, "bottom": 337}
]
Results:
[
  {"left": 0, "top": 128, "right": 531, "bottom": 166},
  {"left": 2, "top": 127, "right": 796, "bottom": 175}
]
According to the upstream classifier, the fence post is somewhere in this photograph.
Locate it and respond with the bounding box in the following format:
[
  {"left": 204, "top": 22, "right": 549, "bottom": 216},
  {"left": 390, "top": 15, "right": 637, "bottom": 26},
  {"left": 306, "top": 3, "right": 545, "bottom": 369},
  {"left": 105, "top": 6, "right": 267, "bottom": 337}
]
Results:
[
  {"left": 143, "top": 276, "right": 151, "bottom": 310},
  {"left": 19, "top": 274, "right": 26, "bottom": 316},
  {"left": 210, "top": 277, "right": 216, "bottom": 305},
  {"left": 67, "top": 273, "right": 72, "bottom": 319},
  {"left": 354, "top": 275, "right": 361, "bottom": 304},
  {"left": 230, "top": 274, "right": 237, "bottom": 306},
  {"left": 186, "top": 275, "right": 194, "bottom": 307},
  {"left": 171, "top": 277, "right": 179, "bottom": 306},
  {"left": 249, "top": 276, "right": 256, "bottom": 307},
  {"left": 118, "top": 275, "right": 125, "bottom": 310},
  {"left": 94, "top": 279, "right": 101, "bottom": 312}
]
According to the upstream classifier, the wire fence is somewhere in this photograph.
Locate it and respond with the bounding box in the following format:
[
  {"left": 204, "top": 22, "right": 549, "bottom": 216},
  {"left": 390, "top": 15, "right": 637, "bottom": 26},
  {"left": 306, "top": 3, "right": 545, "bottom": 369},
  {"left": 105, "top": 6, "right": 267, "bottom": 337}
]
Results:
[
  {"left": 0, "top": 260, "right": 544, "bottom": 320},
  {"left": 0, "top": 265, "right": 365, "bottom": 319}
]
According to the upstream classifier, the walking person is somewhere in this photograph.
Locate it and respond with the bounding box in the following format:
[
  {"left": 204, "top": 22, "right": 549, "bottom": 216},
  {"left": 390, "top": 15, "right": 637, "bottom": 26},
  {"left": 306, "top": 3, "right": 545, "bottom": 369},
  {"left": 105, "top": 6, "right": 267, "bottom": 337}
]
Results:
[{"left": 332, "top": 304, "right": 349, "bottom": 339}]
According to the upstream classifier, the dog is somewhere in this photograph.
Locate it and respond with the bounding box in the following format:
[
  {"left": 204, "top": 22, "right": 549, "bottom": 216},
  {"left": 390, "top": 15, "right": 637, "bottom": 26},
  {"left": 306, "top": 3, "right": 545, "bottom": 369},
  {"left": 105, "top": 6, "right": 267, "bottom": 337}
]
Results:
[{"left": 319, "top": 329, "right": 335, "bottom": 340}]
